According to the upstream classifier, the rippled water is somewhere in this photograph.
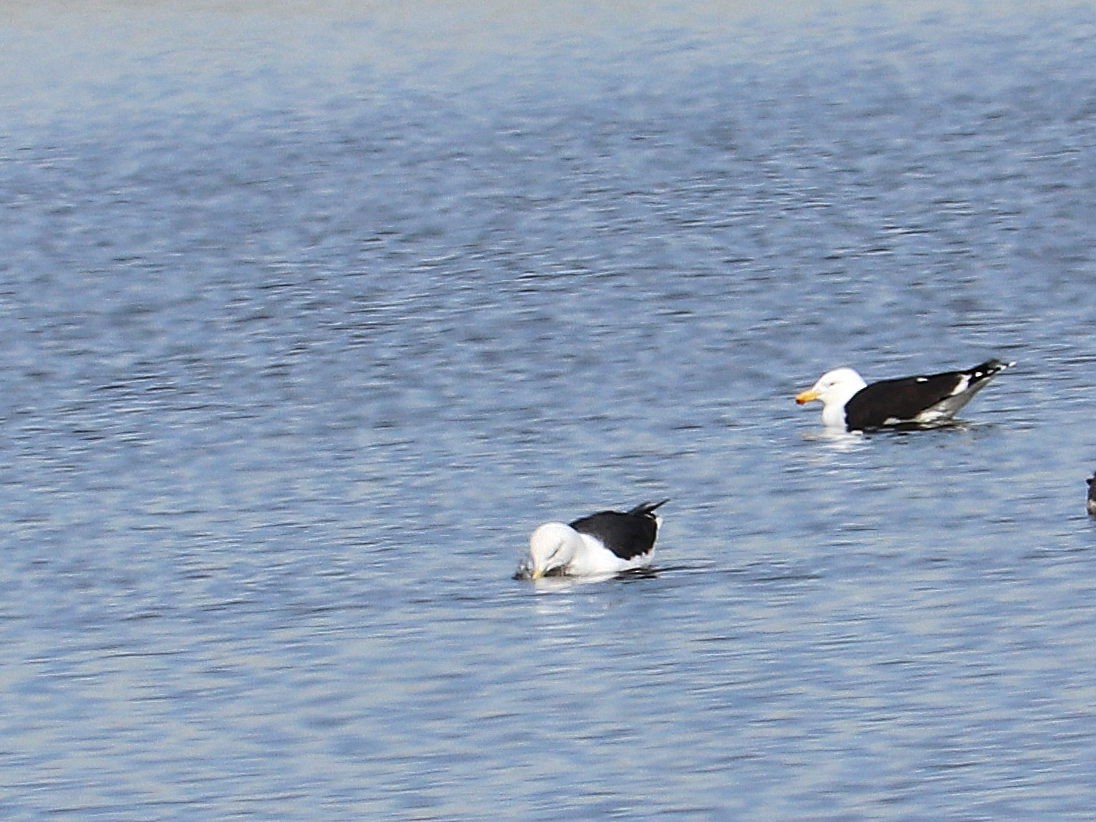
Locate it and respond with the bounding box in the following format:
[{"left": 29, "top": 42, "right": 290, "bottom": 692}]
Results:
[{"left": 2, "top": 1, "right": 1095, "bottom": 818}]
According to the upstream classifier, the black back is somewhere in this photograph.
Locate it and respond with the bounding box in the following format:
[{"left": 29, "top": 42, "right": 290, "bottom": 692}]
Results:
[
  {"left": 845, "top": 359, "right": 1008, "bottom": 430},
  {"left": 569, "top": 499, "right": 669, "bottom": 560}
]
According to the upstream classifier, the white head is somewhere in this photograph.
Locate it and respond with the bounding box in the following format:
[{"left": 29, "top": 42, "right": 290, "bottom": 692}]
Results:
[
  {"left": 526, "top": 522, "right": 583, "bottom": 579},
  {"left": 796, "top": 367, "right": 868, "bottom": 428}
]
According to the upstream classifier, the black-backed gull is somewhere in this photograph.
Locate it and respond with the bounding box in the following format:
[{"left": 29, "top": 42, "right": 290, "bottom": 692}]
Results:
[
  {"left": 796, "top": 359, "right": 1013, "bottom": 431},
  {"left": 518, "top": 499, "right": 668, "bottom": 579}
]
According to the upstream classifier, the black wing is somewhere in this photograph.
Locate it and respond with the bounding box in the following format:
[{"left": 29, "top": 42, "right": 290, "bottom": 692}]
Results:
[
  {"left": 845, "top": 359, "right": 1009, "bottom": 430},
  {"left": 569, "top": 499, "right": 668, "bottom": 560},
  {"left": 845, "top": 373, "right": 964, "bottom": 429}
]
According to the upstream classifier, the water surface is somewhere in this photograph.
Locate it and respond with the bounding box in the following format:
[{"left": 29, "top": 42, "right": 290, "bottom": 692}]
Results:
[{"left": 1, "top": 1, "right": 1095, "bottom": 818}]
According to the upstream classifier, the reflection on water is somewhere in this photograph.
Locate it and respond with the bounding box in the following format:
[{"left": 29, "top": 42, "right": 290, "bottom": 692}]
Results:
[{"left": 2, "top": 0, "right": 1095, "bottom": 819}]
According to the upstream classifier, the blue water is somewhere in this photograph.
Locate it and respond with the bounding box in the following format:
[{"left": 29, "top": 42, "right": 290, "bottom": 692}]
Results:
[{"left": 2, "top": 1, "right": 1095, "bottom": 818}]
